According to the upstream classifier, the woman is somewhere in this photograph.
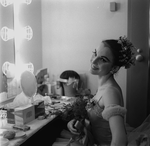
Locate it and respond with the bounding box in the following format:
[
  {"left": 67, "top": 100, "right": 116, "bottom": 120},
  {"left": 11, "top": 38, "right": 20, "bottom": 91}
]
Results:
[{"left": 53, "top": 36, "right": 136, "bottom": 146}]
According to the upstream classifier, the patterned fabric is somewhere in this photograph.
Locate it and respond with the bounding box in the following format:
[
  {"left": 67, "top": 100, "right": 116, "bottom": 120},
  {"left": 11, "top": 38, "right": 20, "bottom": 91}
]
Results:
[{"left": 87, "top": 99, "right": 111, "bottom": 145}]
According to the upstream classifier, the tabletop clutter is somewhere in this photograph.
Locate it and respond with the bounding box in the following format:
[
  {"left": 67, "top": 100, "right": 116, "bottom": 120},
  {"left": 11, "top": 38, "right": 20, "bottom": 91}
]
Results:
[{"left": 0, "top": 94, "right": 74, "bottom": 146}]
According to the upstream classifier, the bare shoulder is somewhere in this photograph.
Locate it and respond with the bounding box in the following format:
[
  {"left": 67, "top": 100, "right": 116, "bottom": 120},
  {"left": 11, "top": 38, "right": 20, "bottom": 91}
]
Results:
[{"left": 103, "top": 85, "right": 123, "bottom": 107}]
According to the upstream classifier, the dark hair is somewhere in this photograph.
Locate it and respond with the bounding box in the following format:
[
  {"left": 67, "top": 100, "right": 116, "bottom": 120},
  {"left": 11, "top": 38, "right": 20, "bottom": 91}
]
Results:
[
  {"left": 60, "top": 70, "right": 80, "bottom": 80},
  {"left": 102, "top": 37, "right": 136, "bottom": 69},
  {"left": 59, "top": 70, "right": 80, "bottom": 96}
]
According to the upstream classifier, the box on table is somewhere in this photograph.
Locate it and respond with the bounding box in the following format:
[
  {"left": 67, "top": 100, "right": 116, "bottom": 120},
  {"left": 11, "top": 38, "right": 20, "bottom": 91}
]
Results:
[
  {"left": 7, "top": 108, "right": 15, "bottom": 124},
  {"left": 7, "top": 104, "right": 35, "bottom": 125},
  {"left": 34, "top": 100, "right": 45, "bottom": 118}
]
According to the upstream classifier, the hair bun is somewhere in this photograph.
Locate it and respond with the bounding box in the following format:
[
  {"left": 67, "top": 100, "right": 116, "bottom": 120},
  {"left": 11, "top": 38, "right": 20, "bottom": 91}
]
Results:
[{"left": 117, "top": 36, "right": 137, "bottom": 69}]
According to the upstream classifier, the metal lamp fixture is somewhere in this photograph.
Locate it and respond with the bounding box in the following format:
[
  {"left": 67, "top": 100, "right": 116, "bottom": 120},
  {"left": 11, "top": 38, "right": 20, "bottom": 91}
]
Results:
[{"left": 0, "top": 26, "right": 33, "bottom": 41}]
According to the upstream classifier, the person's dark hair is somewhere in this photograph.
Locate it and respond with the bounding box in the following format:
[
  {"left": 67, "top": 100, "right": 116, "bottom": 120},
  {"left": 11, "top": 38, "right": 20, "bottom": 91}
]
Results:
[
  {"left": 59, "top": 70, "right": 80, "bottom": 96},
  {"left": 102, "top": 36, "right": 136, "bottom": 69}
]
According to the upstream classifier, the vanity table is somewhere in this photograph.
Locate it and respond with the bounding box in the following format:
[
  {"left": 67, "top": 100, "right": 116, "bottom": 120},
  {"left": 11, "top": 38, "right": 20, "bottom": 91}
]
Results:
[{"left": 0, "top": 111, "right": 67, "bottom": 146}]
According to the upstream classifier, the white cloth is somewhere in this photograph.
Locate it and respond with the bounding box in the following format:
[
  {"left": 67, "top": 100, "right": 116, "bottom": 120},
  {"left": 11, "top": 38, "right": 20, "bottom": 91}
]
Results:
[
  {"left": 33, "top": 94, "right": 52, "bottom": 105},
  {"left": 5, "top": 92, "right": 52, "bottom": 109},
  {"left": 5, "top": 92, "right": 31, "bottom": 109}
]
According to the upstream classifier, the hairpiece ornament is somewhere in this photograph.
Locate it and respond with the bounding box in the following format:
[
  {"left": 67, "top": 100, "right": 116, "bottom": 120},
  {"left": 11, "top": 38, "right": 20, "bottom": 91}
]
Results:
[{"left": 118, "top": 36, "right": 137, "bottom": 69}]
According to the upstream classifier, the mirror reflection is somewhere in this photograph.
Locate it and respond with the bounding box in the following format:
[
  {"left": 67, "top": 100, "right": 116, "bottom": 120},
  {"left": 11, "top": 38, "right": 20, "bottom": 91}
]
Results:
[
  {"left": 0, "top": 0, "right": 42, "bottom": 102},
  {"left": 0, "top": 3, "right": 15, "bottom": 99}
]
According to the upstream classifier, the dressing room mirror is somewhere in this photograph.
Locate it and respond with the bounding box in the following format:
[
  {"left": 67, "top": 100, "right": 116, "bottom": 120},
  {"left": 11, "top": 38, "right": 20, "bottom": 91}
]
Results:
[
  {"left": 0, "top": 4, "right": 15, "bottom": 94},
  {"left": 0, "top": 0, "right": 42, "bottom": 101}
]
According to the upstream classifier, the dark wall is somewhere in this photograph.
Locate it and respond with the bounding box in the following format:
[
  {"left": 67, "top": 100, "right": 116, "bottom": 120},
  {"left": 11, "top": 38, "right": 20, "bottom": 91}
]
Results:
[{"left": 127, "top": 0, "right": 149, "bottom": 127}]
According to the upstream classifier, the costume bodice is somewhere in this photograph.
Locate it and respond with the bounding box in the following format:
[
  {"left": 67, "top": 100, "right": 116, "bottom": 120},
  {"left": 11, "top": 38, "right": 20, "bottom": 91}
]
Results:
[{"left": 86, "top": 99, "right": 112, "bottom": 145}]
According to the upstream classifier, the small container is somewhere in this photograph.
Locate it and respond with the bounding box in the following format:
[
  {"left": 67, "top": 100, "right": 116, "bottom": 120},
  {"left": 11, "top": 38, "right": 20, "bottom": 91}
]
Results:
[{"left": 47, "top": 83, "right": 51, "bottom": 95}]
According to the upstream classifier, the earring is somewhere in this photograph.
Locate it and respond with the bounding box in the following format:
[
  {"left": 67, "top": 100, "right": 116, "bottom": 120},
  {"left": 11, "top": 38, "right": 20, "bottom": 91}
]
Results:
[{"left": 110, "top": 70, "right": 115, "bottom": 74}]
